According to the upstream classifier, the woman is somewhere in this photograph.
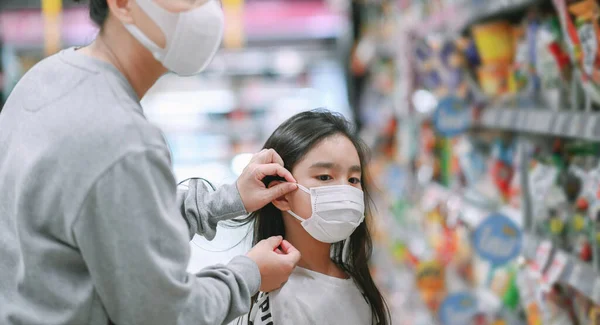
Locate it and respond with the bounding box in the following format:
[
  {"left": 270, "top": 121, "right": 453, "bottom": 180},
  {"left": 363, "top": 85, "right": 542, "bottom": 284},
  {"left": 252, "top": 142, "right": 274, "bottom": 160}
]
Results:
[
  {"left": 241, "top": 110, "right": 391, "bottom": 324},
  {"left": 0, "top": 1, "right": 301, "bottom": 325}
]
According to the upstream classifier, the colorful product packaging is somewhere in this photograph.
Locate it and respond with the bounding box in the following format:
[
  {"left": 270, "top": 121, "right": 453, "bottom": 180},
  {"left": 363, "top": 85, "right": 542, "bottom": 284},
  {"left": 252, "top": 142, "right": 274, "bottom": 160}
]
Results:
[
  {"left": 472, "top": 21, "right": 516, "bottom": 66},
  {"left": 554, "top": 0, "right": 600, "bottom": 106}
]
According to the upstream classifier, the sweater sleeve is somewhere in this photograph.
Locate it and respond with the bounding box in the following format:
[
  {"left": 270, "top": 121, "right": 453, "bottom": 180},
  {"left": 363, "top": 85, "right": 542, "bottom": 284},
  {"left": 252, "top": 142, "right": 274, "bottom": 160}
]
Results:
[
  {"left": 177, "top": 178, "right": 247, "bottom": 240},
  {"left": 72, "top": 149, "right": 260, "bottom": 325}
]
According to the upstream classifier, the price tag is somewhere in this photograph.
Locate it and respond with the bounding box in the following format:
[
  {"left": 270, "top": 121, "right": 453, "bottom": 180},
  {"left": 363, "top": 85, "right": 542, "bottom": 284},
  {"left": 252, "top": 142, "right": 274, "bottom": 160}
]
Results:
[
  {"left": 579, "top": 24, "right": 598, "bottom": 76},
  {"left": 501, "top": 111, "right": 513, "bottom": 128},
  {"left": 529, "top": 112, "right": 542, "bottom": 133},
  {"left": 517, "top": 111, "right": 528, "bottom": 130},
  {"left": 570, "top": 114, "right": 583, "bottom": 137},
  {"left": 542, "top": 251, "right": 568, "bottom": 285},
  {"left": 531, "top": 241, "right": 552, "bottom": 276},
  {"left": 481, "top": 110, "right": 494, "bottom": 126},
  {"left": 554, "top": 113, "right": 569, "bottom": 135},
  {"left": 581, "top": 167, "right": 600, "bottom": 205},
  {"left": 586, "top": 115, "right": 600, "bottom": 140},
  {"left": 541, "top": 112, "right": 554, "bottom": 133},
  {"left": 529, "top": 163, "right": 558, "bottom": 202}
]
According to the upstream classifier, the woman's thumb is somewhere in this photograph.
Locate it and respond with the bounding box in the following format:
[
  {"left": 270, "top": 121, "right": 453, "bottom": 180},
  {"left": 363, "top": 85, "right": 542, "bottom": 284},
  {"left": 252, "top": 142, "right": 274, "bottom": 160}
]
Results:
[
  {"left": 264, "top": 236, "right": 284, "bottom": 249},
  {"left": 266, "top": 183, "right": 298, "bottom": 201}
]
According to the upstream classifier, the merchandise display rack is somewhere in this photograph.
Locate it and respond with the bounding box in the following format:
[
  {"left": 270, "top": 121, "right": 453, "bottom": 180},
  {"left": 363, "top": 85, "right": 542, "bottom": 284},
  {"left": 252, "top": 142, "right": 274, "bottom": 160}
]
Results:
[{"left": 361, "top": 0, "right": 600, "bottom": 323}]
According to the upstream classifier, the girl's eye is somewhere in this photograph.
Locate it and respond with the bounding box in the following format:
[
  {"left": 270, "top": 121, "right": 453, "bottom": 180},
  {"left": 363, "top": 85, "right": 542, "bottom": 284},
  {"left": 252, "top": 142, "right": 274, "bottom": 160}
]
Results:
[
  {"left": 317, "top": 175, "right": 333, "bottom": 181},
  {"left": 349, "top": 177, "right": 362, "bottom": 184}
]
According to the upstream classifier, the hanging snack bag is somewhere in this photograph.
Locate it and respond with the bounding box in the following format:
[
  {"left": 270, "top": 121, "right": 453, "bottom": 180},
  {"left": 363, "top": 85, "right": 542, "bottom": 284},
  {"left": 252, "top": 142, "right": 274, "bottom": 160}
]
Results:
[
  {"left": 529, "top": 159, "right": 560, "bottom": 234},
  {"left": 553, "top": 0, "right": 600, "bottom": 104},
  {"left": 472, "top": 21, "right": 515, "bottom": 98},
  {"left": 472, "top": 21, "right": 515, "bottom": 66},
  {"left": 511, "top": 14, "right": 541, "bottom": 98},
  {"left": 536, "top": 16, "right": 573, "bottom": 110}
]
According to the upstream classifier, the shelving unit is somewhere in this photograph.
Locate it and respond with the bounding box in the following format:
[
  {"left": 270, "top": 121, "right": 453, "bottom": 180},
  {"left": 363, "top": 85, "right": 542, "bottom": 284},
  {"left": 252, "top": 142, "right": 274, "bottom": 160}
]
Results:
[
  {"left": 426, "top": 181, "right": 600, "bottom": 319},
  {"left": 478, "top": 108, "right": 600, "bottom": 141},
  {"left": 429, "top": 172, "right": 600, "bottom": 306},
  {"left": 460, "top": 0, "right": 544, "bottom": 31},
  {"left": 358, "top": 0, "right": 600, "bottom": 322}
]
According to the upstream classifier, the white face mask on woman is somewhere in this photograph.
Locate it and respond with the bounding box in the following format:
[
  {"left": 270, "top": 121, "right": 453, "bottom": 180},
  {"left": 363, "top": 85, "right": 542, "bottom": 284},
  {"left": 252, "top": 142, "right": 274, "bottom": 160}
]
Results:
[
  {"left": 287, "top": 184, "right": 365, "bottom": 243},
  {"left": 124, "top": 0, "right": 224, "bottom": 76}
]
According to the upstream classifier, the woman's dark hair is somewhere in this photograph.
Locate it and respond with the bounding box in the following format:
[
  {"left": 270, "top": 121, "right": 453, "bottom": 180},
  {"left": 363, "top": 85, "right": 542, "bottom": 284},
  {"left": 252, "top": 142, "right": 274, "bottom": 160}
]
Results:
[
  {"left": 74, "top": 0, "right": 109, "bottom": 27},
  {"left": 237, "top": 109, "right": 390, "bottom": 325}
]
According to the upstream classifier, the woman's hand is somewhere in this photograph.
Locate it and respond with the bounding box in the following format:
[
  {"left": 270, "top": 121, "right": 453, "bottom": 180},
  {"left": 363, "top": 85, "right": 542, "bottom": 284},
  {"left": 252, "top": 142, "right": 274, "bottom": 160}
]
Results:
[
  {"left": 237, "top": 149, "right": 297, "bottom": 213},
  {"left": 247, "top": 236, "right": 301, "bottom": 292}
]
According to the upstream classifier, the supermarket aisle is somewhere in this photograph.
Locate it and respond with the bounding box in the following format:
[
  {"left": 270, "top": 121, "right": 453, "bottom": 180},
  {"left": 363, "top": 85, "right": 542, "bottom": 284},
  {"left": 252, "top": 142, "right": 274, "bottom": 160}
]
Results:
[
  {"left": 8, "top": 0, "right": 600, "bottom": 324},
  {"left": 360, "top": 0, "right": 600, "bottom": 323}
]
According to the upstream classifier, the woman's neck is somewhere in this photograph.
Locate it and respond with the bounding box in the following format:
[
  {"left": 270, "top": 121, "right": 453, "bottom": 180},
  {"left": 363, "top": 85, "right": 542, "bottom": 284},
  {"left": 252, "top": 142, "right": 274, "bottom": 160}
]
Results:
[
  {"left": 79, "top": 18, "right": 166, "bottom": 99},
  {"left": 283, "top": 217, "right": 347, "bottom": 279}
]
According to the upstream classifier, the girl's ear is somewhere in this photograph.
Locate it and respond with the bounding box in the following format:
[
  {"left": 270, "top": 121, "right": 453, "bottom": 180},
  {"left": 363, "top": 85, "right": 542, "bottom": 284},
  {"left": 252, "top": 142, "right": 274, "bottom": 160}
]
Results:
[
  {"left": 106, "top": 0, "right": 135, "bottom": 24},
  {"left": 268, "top": 180, "right": 292, "bottom": 211}
]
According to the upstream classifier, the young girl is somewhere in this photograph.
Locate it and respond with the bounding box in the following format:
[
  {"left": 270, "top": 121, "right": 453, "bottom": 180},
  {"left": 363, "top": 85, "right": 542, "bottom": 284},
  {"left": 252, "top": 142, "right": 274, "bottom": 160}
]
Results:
[{"left": 239, "top": 110, "right": 391, "bottom": 324}]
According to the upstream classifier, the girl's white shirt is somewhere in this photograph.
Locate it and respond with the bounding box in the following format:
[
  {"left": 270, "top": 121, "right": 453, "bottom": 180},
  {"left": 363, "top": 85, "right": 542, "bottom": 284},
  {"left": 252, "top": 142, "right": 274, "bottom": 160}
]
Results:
[{"left": 249, "top": 266, "right": 372, "bottom": 325}]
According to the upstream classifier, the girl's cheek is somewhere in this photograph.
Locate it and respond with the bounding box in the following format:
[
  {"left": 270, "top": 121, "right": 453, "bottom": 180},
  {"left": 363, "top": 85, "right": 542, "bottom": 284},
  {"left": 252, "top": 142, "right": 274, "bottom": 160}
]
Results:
[{"left": 291, "top": 192, "right": 312, "bottom": 218}]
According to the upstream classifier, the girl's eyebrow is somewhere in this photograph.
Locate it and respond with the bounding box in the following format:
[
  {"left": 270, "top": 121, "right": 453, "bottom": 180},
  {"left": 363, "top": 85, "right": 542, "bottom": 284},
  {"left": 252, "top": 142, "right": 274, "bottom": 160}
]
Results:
[
  {"left": 310, "top": 162, "right": 337, "bottom": 169},
  {"left": 349, "top": 165, "right": 362, "bottom": 173},
  {"left": 309, "top": 162, "right": 362, "bottom": 172}
]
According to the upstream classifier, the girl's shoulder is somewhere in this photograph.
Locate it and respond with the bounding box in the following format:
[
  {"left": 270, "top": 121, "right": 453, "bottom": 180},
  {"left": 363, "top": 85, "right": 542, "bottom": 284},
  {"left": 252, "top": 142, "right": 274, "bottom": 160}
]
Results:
[
  {"left": 249, "top": 268, "right": 372, "bottom": 325},
  {"left": 249, "top": 289, "right": 319, "bottom": 325}
]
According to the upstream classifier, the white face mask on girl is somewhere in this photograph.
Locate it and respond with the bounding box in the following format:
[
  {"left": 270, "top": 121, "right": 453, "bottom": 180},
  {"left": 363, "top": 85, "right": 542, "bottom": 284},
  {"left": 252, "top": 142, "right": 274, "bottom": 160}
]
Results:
[
  {"left": 124, "top": 0, "right": 224, "bottom": 76},
  {"left": 287, "top": 184, "right": 365, "bottom": 243}
]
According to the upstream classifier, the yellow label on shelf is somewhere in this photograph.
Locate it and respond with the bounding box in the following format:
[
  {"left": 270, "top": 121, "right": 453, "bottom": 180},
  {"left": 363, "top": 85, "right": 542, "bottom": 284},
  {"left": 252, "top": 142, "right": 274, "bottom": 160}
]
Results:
[
  {"left": 550, "top": 218, "right": 564, "bottom": 234},
  {"left": 222, "top": 0, "right": 245, "bottom": 49},
  {"left": 42, "top": 0, "right": 63, "bottom": 56},
  {"left": 42, "top": 0, "right": 62, "bottom": 15},
  {"left": 590, "top": 306, "right": 600, "bottom": 325},
  {"left": 573, "top": 214, "right": 586, "bottom": 231}
]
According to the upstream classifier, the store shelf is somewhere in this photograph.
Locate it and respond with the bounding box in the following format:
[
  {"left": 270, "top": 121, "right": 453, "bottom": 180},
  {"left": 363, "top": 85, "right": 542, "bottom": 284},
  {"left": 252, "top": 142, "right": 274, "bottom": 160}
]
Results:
[
  {"left": 461, "top": 0, "right": 543, "bottom": 31},
  {"left": 522, "top": 233, "right": 600, "bottom": 304},
  {"left": 478, "top": 108, "right": 600, "bottom": 142}
]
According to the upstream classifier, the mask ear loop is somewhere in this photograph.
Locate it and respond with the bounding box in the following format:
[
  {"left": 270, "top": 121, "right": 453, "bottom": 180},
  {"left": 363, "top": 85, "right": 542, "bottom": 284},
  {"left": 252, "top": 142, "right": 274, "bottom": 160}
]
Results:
[
  {"left": 287, "top": 210, "right": 305, "bottom": 223},
  {"left": 286, "top": 184, "right": 311, "bottom": 223}
]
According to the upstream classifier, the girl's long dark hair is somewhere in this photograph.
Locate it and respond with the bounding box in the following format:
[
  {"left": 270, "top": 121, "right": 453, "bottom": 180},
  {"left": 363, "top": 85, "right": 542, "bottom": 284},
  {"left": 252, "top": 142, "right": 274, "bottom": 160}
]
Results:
[{"left": 236, "top": 109, "right": 390, "bottom": 325}]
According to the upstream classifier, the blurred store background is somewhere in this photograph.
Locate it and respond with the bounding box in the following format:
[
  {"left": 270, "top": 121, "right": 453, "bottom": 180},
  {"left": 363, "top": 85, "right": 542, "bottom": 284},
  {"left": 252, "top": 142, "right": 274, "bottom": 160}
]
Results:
[{"left": 10, "top": 0, "right": 600, "bottom": 324}]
